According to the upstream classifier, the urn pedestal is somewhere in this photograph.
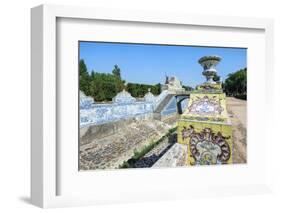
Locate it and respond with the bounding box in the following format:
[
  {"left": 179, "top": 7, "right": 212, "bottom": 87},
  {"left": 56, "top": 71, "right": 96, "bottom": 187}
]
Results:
[{"left": 177, "top": 56, "right": 233, "bottom": 166}]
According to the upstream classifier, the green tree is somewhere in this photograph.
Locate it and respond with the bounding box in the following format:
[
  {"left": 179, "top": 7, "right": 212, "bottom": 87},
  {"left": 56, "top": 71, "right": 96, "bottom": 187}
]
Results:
[
  {"left": 90, "top": 70, "right": 95, "bottom": 79},
  {"left": 112, "top": 65, "right": 125, "bottom": 92},
  {"left": 127, "top": 83, "right": 161, "bottom": 97},
  {"left": 151, "top": 83, "right": 161, "bottom": 95},
  {"left": 81, "top": 64, "right": 126, "bottom": 102},
  {"left": 80, "top": 60, "right": 166, "bottom": 102},
  {"left": 224, "top": 68, "right": 247, "bottom": 99},
  {"left": 79, "top": 59, "right": 91, "bottom": 95},
  {"left": 112, "top": 65, "right": 121, "bottom": 79},
  {"left": 89, "top": 73, "right": 118, "bottom": 101}
]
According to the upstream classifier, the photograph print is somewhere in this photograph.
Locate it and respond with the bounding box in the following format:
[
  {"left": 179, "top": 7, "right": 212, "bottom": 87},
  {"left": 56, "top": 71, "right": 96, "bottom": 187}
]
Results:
[{"left": 79, "top": 42, "right": 247, "bottom": 170}]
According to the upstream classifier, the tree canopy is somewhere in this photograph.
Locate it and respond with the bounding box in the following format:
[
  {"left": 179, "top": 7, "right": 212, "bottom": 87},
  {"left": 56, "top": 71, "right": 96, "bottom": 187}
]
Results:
[
  {"left": 79, "top": 59, "right": 91, "bottom": 96},
  {"left": 79, "top": 60, "right": 126, "bottom": 102},
  {"left": 224, "top": 68, "right": 247, "bottom": 99},
  {"left": 127, "top": 83, "right": 161, "bottom": 97},
  {"left": 112, "top": 65, "right": 121, "bottom": 79}
]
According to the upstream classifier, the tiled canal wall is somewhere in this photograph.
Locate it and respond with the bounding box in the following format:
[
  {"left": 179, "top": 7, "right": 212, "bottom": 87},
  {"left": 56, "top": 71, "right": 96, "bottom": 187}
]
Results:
[
  {"left": 80, "top": 90, "right": 188, "bottom": 128},
  {"left": 80, "top": 102, "right": 154, "bottom": 127},
  {"left": 80, "top": 90, "right": 170, "bottom": 127}
]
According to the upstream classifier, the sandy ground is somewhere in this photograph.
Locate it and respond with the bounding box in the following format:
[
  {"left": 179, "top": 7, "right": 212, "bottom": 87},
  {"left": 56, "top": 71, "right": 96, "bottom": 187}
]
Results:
[{"left": 226, "top": 97, "right": 247, "bottom": 164}]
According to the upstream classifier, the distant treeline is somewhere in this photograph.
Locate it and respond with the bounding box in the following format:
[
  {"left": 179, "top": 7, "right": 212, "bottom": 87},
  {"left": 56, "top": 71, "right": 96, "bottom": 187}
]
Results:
[
  {"left": 127, "top": 83, "right": 161, "bottom": 97},
  {"left": 223, "top": 68, "right": 247, "bottom": 100},
  {"left": 79, "top": 59, "right": 193, "bottom": 102}
]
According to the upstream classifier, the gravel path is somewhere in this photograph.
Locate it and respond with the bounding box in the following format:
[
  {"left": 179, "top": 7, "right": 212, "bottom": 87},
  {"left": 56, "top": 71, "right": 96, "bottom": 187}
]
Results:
[{"left": 226, "top": 97, "right": 247, "bottom": 164}]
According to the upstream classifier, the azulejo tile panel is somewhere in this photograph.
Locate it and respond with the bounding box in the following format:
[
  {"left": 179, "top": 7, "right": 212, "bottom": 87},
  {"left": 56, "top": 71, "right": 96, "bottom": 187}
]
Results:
[
  {"left": 177, "top": 55, "right": 233, "bottom": 166},
  {"left": 178, "top": 120, "right": 232, "bottom": 165},
  {"left": 178, "top": 91, "right": 233, "bottom": 166}
]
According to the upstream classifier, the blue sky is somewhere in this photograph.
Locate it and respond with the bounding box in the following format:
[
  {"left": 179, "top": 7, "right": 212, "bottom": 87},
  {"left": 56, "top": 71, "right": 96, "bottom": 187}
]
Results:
[{"left": 79, "top": 41, "right": 247, "bottom": 87}]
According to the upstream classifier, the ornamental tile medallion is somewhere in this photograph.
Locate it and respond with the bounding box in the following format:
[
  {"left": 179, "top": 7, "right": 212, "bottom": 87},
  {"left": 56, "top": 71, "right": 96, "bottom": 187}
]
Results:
[
  {"left": 187, "top": 95, "right": 224, "bottom": 116},
  {"left": 181, "top": 125, "right": 231, "bottom": 165}
]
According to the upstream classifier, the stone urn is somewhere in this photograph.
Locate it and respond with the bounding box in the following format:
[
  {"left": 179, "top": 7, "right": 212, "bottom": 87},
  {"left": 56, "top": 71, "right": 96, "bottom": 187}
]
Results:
[{"left": 198, "top": 55, "right": 221, "bottom": 84}]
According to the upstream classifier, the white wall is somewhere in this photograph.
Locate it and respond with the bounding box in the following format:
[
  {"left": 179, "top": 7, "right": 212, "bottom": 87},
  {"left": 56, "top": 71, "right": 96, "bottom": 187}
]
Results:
[{"left": 0, "top": 0, "right": 280, "bottom": 212}]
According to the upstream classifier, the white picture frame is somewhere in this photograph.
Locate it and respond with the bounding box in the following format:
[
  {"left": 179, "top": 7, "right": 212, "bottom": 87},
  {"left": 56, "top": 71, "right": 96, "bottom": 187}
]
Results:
[{"left": 31, "top": 4, "right": 274, "bottom": 208}]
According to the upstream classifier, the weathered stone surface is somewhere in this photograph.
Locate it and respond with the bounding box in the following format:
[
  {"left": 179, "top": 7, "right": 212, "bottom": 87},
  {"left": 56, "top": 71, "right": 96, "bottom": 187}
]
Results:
[
  {"left": 79, "top": 118, "right": 176, "bottom": 170},
  {"left": 152, "top": 143, "right": 188, "bottom": 168},
  {"left": 80, "top": 118, "right": 141, "bottom": 145},
  {"left": 133, "top": 133, "right": 177, "bottom": 168}
]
